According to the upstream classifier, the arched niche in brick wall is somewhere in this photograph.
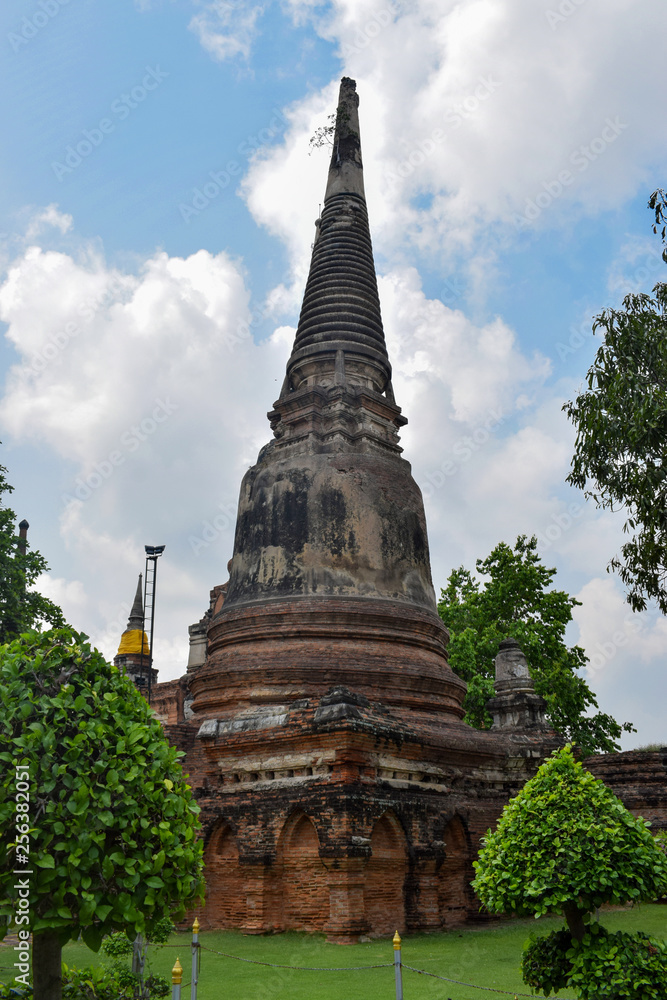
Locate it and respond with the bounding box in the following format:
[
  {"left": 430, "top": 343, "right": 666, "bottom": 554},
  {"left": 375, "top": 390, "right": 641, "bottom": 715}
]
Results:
[
  {"left": 438, "top": 814, "right": 471, "bottom": 927},
  {"left": 365, "top": 811, "right": 407, "bottom": 935},
  {"left": 201, "top": 821, "right": 245, "bottom": 929},
  {"left": 275, "top": 811, "right": 329, "bottom": 932}
]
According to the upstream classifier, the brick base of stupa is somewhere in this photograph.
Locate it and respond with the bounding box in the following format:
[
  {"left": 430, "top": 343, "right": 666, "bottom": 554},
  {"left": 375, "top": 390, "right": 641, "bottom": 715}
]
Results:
[{"left": 172, "top": 686, "right": 560, "bottom": 941}]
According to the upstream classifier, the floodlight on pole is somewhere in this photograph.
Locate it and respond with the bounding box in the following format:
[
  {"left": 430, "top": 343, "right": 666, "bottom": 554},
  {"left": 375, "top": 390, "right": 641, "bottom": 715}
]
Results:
[{"left": 142, "top": 544, "right": 165, "bottom": 704}]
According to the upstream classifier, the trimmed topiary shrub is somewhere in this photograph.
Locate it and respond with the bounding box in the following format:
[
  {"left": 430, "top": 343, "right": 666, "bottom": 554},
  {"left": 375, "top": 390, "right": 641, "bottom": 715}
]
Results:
[
  {"left": 522, "top": 928, "right": 573, "bottom": 994},
  {"left": 474, "top": 745, "right": 667, "bottom": 997},
  {"left": 568, "top": 924, "right": 667, "bottom": 1000}
]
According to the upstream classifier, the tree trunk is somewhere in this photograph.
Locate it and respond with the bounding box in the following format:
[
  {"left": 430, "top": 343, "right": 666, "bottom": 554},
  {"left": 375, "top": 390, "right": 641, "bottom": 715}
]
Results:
[
  {"left": 33, "top": 930, "right": 62, "bottom": 1000},
  {"left": 563, "top": 902, "right": 587, "bottom": 942},
  {"left": 132, "top": 933, "right": 146, "bottom": 998}
]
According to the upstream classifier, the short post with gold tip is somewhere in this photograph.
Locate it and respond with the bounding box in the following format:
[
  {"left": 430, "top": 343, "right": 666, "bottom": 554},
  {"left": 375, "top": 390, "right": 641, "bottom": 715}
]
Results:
[
  {"left": 393, "top": 930, "right": 403, "bottom": 1000},
  {"left": 191, "top": 917, "right": 200, "bottom": 1000},
  {"left": 172, "top": 957, "right": 183, "bottom": 1000}
]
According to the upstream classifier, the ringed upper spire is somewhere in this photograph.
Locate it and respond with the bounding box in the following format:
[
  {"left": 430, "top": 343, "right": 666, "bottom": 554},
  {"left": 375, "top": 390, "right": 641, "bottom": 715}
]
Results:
[{"left": 285, "top": 77, "right": 392, "bottom": 399}]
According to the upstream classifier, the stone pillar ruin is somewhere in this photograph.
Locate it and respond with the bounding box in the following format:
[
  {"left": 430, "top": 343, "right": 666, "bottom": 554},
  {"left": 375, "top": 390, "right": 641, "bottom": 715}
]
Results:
[{"left": 486, "top": 638, "right": 549, "bottom": 730}]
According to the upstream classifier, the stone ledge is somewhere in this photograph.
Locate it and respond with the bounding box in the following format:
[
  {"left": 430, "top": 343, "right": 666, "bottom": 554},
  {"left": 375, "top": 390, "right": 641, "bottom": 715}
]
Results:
[{"left": 197, "top": 712, "right": 288, "bottom": 738}]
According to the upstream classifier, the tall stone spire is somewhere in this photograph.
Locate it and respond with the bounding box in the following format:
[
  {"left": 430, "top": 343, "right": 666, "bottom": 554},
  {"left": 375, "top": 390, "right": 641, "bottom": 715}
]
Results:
[
  {"left": 284, "top": 77, "right": 392, "bottom": 400},
  {"left": 191, "top": 79, "right": 466, "bottom": 722}
]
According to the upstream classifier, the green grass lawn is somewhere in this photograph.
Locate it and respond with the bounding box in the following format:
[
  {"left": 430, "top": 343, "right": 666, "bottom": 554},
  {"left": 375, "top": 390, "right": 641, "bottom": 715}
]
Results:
[{"left": 1, "top": 906, "right": 664, "bottom": 999}]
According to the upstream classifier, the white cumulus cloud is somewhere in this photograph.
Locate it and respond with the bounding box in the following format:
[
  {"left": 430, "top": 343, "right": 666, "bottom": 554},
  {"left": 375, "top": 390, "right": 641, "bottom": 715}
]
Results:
[
  {"left": 189, "top": 1, "right": 265, "bottom": 62},
  {"left": 248, "top": 0, "right": 667, "bottom": 286},
  {"left": 0, "top": 219, "right": 292, "bottom": 678}
]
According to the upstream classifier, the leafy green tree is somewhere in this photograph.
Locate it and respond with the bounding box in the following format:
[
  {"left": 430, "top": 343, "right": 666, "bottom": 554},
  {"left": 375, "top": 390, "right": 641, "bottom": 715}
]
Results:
[
  {"left": 564, "top": 190, "right": 667, "bottom": 613},
  {"left": 0, "top": 456, "right": 64, "bottom": 641},
  {"left": 648, "top": 188, "right": 667, "bottom": 258},
  {"left": 437, "top": 534, "right": 634, "bottom": 754},
  {"left": 473, "top": 745, "right": 667, "bottom": 999},
  {"left": 0, "top": 629, "right": 204, "bottom": 1000}
]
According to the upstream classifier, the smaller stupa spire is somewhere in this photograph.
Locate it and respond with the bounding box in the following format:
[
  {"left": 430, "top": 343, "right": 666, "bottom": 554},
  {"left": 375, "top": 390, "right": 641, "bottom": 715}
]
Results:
[
  {"left": 117, "top": 574, "right": 149, "bottom": 658},
  {"left": 127, "top": 574, "right": 144, "bottom": 630}
]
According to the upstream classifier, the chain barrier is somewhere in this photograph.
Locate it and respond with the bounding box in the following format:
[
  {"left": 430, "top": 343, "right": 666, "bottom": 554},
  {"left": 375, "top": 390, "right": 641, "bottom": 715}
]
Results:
[
  {"left": 199, "top": 942, "right": 392, "bottom": 971},
  {"left": 169, "top": 922, "right": 580, "bottom": 1000},
  {"left": 402, "top": 963, "right": 577, "bottom": 998}
]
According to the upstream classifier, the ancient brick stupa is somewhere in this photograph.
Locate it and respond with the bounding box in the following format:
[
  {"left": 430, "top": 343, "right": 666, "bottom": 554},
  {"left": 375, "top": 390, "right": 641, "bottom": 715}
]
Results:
[
  {"left": 182, "top": 78, "right": 556, "bottom": 941},
  {"left": 192, "top": 76, "right": 466, "bottom": 729}
]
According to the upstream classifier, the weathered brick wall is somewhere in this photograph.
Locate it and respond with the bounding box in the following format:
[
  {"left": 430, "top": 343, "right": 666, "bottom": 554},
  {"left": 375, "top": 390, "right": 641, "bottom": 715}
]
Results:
[
  {"left": 163, "top": 660, "right": 667, "bottom": 942},
  {"left": 172, "top": 690, "right": 559, "bottom": 941},
  {"left": 437, "top": 814, "right": 473, "bottom": 928},
  {"left": 171, "top": 722, "right": 667, "bottom": 942},
  {"left": 279, "top": 812, "right": 330, "bottom": 931},
  {"left": 586, "top": 748, "right": 667, "bottom": 830},
  {"left": 364, "top": 812, "right": 407, "bottom": 934},
  {"left": 199, "top": 823, "right": 245, "bottom": 929},
  {"left": 151, "top": 676, "right": 187, "bottom": 725},
  {"left": 193, "top": 596, "right": 466, "bottom": 721}
]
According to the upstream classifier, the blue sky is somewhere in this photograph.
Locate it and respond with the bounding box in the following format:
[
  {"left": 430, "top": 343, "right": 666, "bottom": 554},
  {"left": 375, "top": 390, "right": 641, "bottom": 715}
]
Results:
[{"left": 1, "top": 0, "right": 666, "bottom": 748}]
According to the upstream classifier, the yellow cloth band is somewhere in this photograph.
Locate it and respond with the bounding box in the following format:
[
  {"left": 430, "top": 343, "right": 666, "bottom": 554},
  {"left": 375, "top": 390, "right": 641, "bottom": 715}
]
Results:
[{"left": 117, "top": 630, "right": 150, "bottom": 656}]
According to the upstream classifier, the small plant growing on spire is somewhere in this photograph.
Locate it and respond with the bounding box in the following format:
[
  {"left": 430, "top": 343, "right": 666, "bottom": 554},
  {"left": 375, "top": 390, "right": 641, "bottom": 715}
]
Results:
[
  {"left": 309, "top": 104, "right": 354, "bottom": 153},
  {"left": 309, "top": 112, "right": 336, "bottom": 152}
]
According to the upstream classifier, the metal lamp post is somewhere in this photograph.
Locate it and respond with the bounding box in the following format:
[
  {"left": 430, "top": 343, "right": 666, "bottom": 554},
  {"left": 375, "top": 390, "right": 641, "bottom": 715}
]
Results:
[{"left": 142, "top": 543, "right": 165, "bottom": 704}]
